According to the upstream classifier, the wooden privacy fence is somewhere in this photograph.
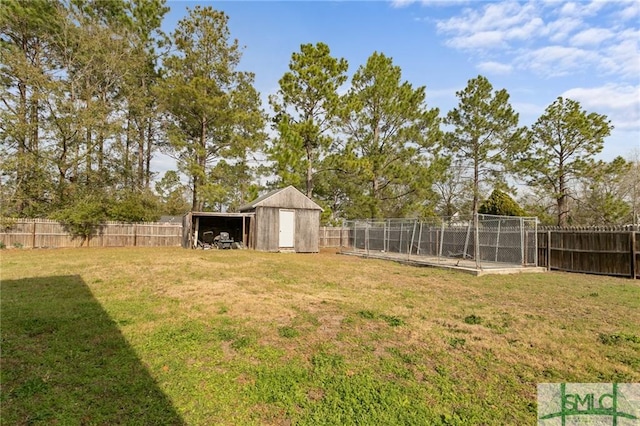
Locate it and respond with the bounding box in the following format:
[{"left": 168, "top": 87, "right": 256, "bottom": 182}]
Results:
[
  {"left": 319, "top": 226, "right": 350, "bottom": 248},
  {"left": 537, "top": 228, "right": 640, "bottom": 279},
  {"left": 0, "top": 218, "right": 182, "bottom": 248}
]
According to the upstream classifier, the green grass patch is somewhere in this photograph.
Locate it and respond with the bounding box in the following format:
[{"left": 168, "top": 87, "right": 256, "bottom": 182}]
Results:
[
  {"left": 278, "top": 326, "right": 300, "bottom": 338},
  {"left": 464, "top": 314, "right": 483, "bottom": 325},
  {"left": 357, "top": 310, "right": 405, "bottom": 327},
  {"left": 598, "top": 332, "right": 640, "bottom": 345}
]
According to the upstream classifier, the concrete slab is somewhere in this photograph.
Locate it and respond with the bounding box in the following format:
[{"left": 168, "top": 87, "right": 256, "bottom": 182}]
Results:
[{"left": 339, "top": 249, "right": 546, "bottom": 276}]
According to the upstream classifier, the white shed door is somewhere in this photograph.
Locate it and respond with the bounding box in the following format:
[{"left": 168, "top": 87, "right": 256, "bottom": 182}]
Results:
[{"left": 279, "top": 210, "right": 295, "bottom": 248}]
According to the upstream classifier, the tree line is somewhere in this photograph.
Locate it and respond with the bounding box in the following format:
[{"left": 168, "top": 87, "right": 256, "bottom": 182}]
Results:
[{"left": 2, "top": 2, "right": 638, "bottom": 227}]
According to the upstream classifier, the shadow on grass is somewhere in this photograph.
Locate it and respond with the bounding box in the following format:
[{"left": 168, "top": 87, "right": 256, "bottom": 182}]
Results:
[{"left": 0, "top": 275, "right": 184, "bottom": 425}]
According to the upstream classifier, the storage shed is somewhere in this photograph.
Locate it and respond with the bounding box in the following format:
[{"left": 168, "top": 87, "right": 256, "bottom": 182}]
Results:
[{"left": 239, "top": 186, "right": 323, "bottom": 253}]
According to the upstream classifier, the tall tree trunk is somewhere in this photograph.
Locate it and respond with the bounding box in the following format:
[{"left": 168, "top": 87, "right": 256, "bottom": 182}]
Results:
[
  {"left": 472, "top": 138, "right": 480, "bottom": 215},
  {"left": 137, "top": 120, "right": 145, "bottom": 189},
  {"left": 558, "top": 178, "right": 568, "bottom": 227},
  {"left": 192, "top": 117, "right": 207, "bottom": 211},
  {"left": 473, "top": 138, "right": 480, "bottom": 263},
  {"left": 85, "top": 90, "right": 93, "bottom": 186},
  {"left": 97, "top": 92, "right": 106, "bottom": 176},
  {"left": 86, "top": 127, "right": 92, "bottom": 186},
  {"left": 145, "top": 119, "right": 153, "bottom": 188},
  {"left": 306, "top": 144, "right": 313, "bottom": 198},
  {"left": 125, "top": 113, "right": 131, "bottom": 187},
  {"left": 16, "top": 79, "right": 28, "bottom": 214},
  {"left": 558, "top": 159, "right": 568, "bottom": 226}
]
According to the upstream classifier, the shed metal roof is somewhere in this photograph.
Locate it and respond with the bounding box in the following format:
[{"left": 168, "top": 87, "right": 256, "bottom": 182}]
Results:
[{"left": 239, "top": 185, "right": 323, "bottom": 212}]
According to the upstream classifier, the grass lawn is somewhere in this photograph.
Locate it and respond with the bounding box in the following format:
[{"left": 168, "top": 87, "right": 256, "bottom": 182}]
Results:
[{"left": 1, "top": 247, "right": 639, "bottom": 425}]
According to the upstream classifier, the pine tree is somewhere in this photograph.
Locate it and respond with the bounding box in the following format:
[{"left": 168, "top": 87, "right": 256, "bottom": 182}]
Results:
[
  {"left": 268, "top": 42, "right": 348, "bottom": 199},
  {"left": 338, "top": 52, "right": 441, "bottom": 219},
  {"left": 157, "top": 6, "right": 265, "bottom": 211},
  {"left": 445, "top": 75, "right": 524, "bottom": 216},
  {"left": 518, "top": 97, "right": 612, "bottom": 226}
]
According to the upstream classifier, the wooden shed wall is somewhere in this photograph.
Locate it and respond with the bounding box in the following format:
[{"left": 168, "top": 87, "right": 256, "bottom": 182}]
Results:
[
  {"left": 253, "top": 207, "right": 320, "bottom": 252},
  {"left": 295, "top": 209, "right": 320, "bottom": 253},
  {"left": 254, "top": 207, "right": 280, "bottom": 252}
]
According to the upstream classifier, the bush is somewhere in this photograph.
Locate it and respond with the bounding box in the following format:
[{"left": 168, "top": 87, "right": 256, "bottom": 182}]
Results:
[
  {"left": 51, "top": 194, "right": 108, "bottom": 246},
  {"left": 479, "top": 189, "right": 526, "bottom": 216}
]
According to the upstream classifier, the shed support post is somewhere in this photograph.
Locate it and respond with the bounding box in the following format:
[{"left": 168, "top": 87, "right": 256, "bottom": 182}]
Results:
[{"left": 194, "top": 217, "right": 200, "bottom": 249}]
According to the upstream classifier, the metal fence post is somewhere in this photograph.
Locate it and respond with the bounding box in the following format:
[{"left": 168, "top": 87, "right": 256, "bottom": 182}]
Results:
[
  {"left": 383, "top": 220, "right": 387, "bottom": 252},
  {"left": 353, "top": 222, "right": 358, "bottom": 252},
  {"left": 475, "top": 213, "right": 480, "bottom": 269},
  {"left": 495, "top": 219, "right": 501, "bottom": 262},
  {"left": 520, "top": 217, "right": 525, "bottom": 266},
  {"left": 409, "top": 220, "right": 417, "bottom": 259},
  {"left": 439, "top": 221, "right": 445, "bottom": 261},
  {"left": 463, "top": 222, "right": 471, "bottom": 259},
  {"left": 365, "top": 222, "right": 369, "bottom": 255}
]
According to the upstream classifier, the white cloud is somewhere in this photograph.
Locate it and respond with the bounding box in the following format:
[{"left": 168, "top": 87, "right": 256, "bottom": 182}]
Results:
[
  {"left": 437, "top": 1, "right": 543, "bottom": 50},
  {"left": 562, "top": 84, "right": 640, "bottom": 131},
  {"left": 563, "top": 84, "right": 639, "bottom": 110},
  {"left": 558, "top": 2, "right": 579, "bottom": 17},
  {"left": 390, "top": 0, "right": 415, "bottom": 8},
  {"left": 558, "top": 0, "right": 606, "bottom": 18},
  {"left": 477, "top": 61, "right": 513, "bottom": 74},
  {"left": 602, "top": 29, "right": 640, "bottom": 77},
  {"left": 544, "top": 17, "right": 584, "bottom": 43},
  {"left": 507, "top": 17, "right": 545, "bottom": 40},
  {"left": 391, "top": 0, "right": 470, "bottom": 8},
  {"left": 519, "top": 45, "right": 599, "bottom": 77},
  {"left": 618, "top": 1, "right": 640, "bottom": 20},
  {"left": 569, "top": 28, "right": 614, "bottom": 46},
  {"left": 445, "top": 31, "right": 506, "bottom": 49},
  {"left": 432, "top": 1, "right": 638, "bottom": 79},
  {"left": 436, "top": 2, "right": 533, "bottom": 34}
]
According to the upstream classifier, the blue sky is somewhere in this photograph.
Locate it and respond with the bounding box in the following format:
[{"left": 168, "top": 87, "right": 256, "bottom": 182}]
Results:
[{"left": 153, "top": 0, "right": 640, "bottom": 175}]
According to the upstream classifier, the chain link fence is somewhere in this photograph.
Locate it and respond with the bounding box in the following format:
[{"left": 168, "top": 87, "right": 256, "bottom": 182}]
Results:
[{"left": 342, "top": 214, "right": 538, "bottom": 269}]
